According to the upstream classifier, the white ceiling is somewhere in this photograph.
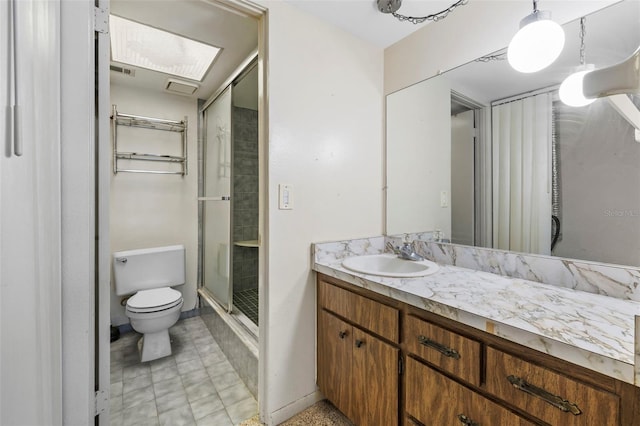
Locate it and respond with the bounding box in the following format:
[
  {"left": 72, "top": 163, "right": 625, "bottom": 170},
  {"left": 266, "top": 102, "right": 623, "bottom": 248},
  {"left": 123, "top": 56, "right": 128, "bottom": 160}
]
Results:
[
  {"left": 110, "top": 0, "right": 257, "bottom": 100},
  {"left": 283, "top": 0, "right": 460, "bottom": 48}
]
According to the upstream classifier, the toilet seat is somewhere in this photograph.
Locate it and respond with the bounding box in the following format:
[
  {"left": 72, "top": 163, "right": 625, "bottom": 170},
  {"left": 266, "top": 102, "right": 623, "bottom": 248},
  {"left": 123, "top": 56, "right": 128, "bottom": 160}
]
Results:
[{"left": 126, "top": 287, "right": 183, "bottom": 313}]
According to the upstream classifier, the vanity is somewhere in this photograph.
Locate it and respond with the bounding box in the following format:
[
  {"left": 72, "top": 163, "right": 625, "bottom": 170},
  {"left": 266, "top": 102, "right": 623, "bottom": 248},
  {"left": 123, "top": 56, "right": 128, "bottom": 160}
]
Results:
[{"left": 312, "top": 237, "right": 640, "bottom": 426}]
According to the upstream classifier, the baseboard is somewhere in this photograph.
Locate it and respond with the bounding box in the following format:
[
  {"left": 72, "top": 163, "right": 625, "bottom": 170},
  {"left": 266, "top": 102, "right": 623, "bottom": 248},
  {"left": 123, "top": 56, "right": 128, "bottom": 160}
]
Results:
[{"left": 267, "top": 390, "right": 324, "bottom": 425}]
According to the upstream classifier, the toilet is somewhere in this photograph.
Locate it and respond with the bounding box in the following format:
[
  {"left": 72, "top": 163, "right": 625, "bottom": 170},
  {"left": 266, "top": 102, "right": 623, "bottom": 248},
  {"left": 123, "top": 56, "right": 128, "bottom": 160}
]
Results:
[{"left": 113, "top": 245, "right": 185, "bottom": 362}]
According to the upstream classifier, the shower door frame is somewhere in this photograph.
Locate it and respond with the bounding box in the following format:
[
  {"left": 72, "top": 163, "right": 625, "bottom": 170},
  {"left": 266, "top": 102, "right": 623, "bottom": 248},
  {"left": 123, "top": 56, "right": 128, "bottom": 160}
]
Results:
[{"left": 200, "top": 84, "right": 235, "bottom": 313}]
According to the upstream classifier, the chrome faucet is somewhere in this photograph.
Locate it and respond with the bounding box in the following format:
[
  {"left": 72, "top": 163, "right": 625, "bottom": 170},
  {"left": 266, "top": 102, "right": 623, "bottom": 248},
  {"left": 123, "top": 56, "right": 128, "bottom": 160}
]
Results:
[{"left": 398, "top": 242, "right": 425, "bottom": 261}]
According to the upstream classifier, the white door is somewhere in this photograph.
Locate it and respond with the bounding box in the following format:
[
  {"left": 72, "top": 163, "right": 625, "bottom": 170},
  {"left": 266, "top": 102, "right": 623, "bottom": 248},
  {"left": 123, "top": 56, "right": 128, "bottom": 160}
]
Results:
[{"left": 0, "top": 0, "right": 62, "bottom": 424}]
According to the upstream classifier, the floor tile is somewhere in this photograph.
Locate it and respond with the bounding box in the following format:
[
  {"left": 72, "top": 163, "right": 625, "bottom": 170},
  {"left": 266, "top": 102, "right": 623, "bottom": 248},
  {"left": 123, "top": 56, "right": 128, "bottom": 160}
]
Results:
[
  {"left": 196, "top": 408, "right": 233, "bottom": 426},
  {"left": 177, "top": 358, "right": 205, "bottom": 376},
  {"left": 123, "top": 363, "right": 150, "bottom": 380},
  {"left": 153, "top": 376, "right": 184, "bottom": 399},
  {"left": 111, "top": 317, "right": 252, "bottom": 426},
  {"left": 111, "top": 381, "right": 123, "bottom": 398},
  {"left": 159, "top": 405, "right": 196, "bottom": 426},
  {"left": 181, "top": 369, "right": 211, "bottom": 389},
  {"left": 109, "top": 411, "right": 124, "bottom": 426},
  {"left": 190, "top": 395, "right": 224, "bottom": 420},
  {"left": 122, "top": 385, "right": 155, "bottom": 410},
  {"left": 151, "top": 363, "right": 180, "bottom": 383},
  {"left": 155, "top": 388, "right": 189, "bottom": 414},
  {"left": 210, "top": 371, "right": 242, "bottom": 393},
  {"left": 218, "top": 383, "right": 252, "bottom": 407},
  {"left": 185, "top": 379, "right": 217, "bottom": 403},
  {"left": 122, "top": 400, "right": 158, "bottom": 426},
  {"left": 123, "top": 372, "right": 152, "bottom": 394},
  {"left": 226, "top": 397, "right": 258, "bottom": 424}
]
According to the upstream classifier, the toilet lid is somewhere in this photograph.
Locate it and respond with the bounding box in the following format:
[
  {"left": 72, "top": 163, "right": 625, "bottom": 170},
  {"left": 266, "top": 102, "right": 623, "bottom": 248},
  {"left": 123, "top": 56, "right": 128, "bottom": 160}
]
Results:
[{"left": 127, "top": 287, "right": 182, "bottom": 312}]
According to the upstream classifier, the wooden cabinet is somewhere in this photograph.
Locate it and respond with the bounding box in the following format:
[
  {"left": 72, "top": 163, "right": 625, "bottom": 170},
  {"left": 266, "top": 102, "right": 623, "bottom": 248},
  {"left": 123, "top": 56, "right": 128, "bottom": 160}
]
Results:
[
  {"left": 404, "top": 314, "right": 482, "bottom": 387},
  {"left": 406, "top": 357, "right": 535, "bottom": 426},
  {"left": 318, "top": 280, "right": 399, "bottom": 426},
  {"left": 486, "top": 347, "right": 620, "bottom": 426},
  {"left": 316, "top": 273, "right": 640, "bottom": 426}
]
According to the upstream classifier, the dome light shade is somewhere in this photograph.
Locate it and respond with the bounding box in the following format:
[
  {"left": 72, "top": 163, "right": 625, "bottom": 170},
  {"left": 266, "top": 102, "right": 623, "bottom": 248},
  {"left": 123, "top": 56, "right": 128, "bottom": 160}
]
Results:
[
  {"left": 508, "top": 11, "right": 565, "bottom": 73},
  {"left": 559, "top": 65, "right": 596, "bottom": 107}
]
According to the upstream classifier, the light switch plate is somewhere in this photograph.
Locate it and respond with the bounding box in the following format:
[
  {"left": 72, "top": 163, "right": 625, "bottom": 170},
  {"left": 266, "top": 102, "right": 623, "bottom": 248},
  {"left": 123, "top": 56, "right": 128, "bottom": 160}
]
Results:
[
  {"left": 279, "top": 184, "right": 293, "bottom": 210},
  {"left": 440, "top": 190, "right": 449, "bottom": 208}
]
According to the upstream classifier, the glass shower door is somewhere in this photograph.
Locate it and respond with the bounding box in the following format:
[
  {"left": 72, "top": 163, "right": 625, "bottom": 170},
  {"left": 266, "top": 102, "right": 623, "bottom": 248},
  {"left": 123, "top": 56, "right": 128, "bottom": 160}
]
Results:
[{"left": 202, "top": 86, "right": 233, "bottom": 310}]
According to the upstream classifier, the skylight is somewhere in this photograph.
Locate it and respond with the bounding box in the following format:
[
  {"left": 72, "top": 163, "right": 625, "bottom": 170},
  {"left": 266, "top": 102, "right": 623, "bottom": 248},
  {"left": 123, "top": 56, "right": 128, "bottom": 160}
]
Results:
[{"left": 109, "top": 15, "right": 220, "bottom": 82}]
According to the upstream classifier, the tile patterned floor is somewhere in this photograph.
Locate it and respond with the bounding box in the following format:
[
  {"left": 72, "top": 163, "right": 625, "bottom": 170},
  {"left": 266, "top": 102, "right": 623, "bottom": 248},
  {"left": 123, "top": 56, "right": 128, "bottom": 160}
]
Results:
[
  {"left": 110, "top": 316, "right": 257, "bottom": 426},
  {"left": 233, "top": 288, "right": 259, "bottom": 326}
]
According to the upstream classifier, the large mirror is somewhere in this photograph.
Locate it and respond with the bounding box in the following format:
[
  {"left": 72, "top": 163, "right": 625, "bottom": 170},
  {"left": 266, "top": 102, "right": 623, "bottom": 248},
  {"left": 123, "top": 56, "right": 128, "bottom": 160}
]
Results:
[{"left": 386, "top": 0, "right": 640, "bottom": 267}]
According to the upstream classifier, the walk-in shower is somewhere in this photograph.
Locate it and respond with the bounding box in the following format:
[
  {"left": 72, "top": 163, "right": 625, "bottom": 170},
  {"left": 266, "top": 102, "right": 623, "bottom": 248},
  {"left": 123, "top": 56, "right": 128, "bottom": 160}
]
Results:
[{"left": 197, "top": 57, "right": 259, "bottom": 397}]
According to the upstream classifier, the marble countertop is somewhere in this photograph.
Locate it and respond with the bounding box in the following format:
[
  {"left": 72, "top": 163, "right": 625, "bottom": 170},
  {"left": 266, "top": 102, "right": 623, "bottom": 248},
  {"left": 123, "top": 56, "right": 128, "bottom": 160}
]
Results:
[{"left": 312, "top": 239, "right": 640, "bottom": 386}]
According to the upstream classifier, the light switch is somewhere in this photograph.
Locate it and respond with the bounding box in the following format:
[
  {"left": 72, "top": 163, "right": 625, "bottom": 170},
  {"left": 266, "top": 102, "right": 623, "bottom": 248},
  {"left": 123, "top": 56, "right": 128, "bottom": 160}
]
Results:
[
  {"left": 279, "top": 184, "right": 293, "bottom": 210},
  {"left": 440, "top": 190, "right": 449, "bottom": 208}
]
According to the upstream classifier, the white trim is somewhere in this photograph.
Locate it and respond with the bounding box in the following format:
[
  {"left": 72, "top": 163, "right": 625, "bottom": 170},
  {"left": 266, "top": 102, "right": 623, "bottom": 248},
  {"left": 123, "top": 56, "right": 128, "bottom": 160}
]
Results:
[
  {"left": 61, "top": 0, "right": 97, "bottom": 423},
  {"left": 268, "top": 390, "right": 324, "bottom": 426}
]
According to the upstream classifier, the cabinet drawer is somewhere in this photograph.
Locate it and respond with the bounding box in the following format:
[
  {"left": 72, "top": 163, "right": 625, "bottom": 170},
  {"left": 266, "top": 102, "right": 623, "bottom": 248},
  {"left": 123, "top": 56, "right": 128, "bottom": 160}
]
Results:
[
  {"left": 406, "top": 357, "right": 535, "bottom": 426},
  {"left": 486, "top": 347, "right": 620, "bottom": 426},
  {"left": 404, "top": 314, "right": 481, "bottom": 386},
  {"left": 318, "top": 280, "right": 399, "bottom": 343}
]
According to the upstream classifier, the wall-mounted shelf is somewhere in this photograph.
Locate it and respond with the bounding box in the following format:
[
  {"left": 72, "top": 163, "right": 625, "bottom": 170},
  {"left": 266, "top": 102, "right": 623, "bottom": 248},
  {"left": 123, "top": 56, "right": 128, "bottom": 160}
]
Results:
[{"left": 111, "top": 105, "right": 188, "bottom": 175}]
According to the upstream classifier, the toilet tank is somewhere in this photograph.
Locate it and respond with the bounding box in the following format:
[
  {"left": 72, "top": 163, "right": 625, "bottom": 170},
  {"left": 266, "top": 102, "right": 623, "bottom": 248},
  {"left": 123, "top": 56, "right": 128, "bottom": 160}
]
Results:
[{"left": 113, "top": 245, "right": 185, "bottom": 296}]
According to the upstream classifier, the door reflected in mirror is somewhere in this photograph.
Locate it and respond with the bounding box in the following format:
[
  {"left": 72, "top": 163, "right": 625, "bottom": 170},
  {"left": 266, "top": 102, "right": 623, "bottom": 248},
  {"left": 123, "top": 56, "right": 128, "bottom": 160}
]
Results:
[{"left": 385, "top": 0, "right": 640, "bottom": 267}]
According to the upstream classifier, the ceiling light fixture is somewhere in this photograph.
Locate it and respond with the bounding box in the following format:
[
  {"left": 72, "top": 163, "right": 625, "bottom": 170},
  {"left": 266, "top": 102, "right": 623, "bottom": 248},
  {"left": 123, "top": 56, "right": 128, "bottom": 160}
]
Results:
[
  {"left": 109, "top": 15, "right": 221, "bottom": 81},
  {"left": 559, "top": 17, "right": 596, "bottom": 107},
  {"left": 507, "top": 0, "right": 565, "bottom": 73},
  {"left": 377, "top": 0, "right": 468, "bottom": 25}
]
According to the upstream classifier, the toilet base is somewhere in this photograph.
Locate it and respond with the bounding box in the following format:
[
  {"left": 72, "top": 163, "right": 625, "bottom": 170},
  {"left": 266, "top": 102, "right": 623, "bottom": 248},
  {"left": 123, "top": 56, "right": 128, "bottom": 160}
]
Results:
[{"left": 137, "top": 330, "right": 172, "bottom": 362}]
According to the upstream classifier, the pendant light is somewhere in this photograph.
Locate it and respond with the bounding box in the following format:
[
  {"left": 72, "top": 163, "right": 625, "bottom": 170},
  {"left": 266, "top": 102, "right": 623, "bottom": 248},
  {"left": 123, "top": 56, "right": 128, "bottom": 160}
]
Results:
[
  {"left": 559, "top": 17, "right": 596, "bottom": 107},
  {"left": 508, "top": 0, "right": 565, "bottom": 73}
]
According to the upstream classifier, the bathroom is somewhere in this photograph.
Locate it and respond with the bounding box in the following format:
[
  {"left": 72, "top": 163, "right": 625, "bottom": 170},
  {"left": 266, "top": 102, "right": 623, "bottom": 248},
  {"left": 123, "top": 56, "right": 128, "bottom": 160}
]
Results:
[
  {"left": 2, "top": 0, "right": 640, "bottom": 425},
  {"left": 107, "top": 0, "right": 260, "bottom": 423}
]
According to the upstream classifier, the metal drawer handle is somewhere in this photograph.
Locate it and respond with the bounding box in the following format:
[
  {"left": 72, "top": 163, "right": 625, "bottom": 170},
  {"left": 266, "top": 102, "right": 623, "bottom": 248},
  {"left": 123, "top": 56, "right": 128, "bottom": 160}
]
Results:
[
  {"left": 457, "top": 414, "right": 479, "bottom": 426},
  {"left": 355, "top": 339, "right": 365, "bottom": 348},
  {"left": 115, "top": 257, "right": 127, "bottom": 263},
  {"left": 418, "top": 335, "right": 461, "bottom": 359},
  {"left": 338, "top": 331, "right": 347, "bottom": 339},
  {"left": 507, "top": 375, "right": 582, "bottom": 416}
]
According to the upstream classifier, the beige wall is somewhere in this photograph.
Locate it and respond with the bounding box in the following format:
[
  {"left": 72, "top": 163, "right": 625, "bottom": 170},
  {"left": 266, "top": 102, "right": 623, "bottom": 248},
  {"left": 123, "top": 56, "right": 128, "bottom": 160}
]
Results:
[
  {"left": 384, "top": 1, "right": 615, "bottom": 95},
  {"left": 258, "top": 1, "right": 385, "bottom": 423},
  {"left": 109, "top": 84, "right": 199, "bottom": 326}
]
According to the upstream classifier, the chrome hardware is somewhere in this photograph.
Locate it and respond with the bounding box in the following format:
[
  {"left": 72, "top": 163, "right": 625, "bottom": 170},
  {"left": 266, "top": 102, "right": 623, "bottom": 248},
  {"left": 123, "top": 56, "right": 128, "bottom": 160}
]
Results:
[
  {"left": 398, "top": 242, "right": 425, "bottom": 261},
  {"left": 355, "top": 339, "right": 365, "bottom": 348},
  {"left": 418, "top": 335, "right": 461, "bottom": 359},
  {"left": 507, "top": 375, "right": 582, "bottom": 415},
  {"left": 115, "top": 257, "right": 127, "bottom": 264},
  {"left": 338, "top": 331, "right": 347, "bottom": 339},
  {"left": 457, "top": 414, "right": 479, "bottom": 426}
]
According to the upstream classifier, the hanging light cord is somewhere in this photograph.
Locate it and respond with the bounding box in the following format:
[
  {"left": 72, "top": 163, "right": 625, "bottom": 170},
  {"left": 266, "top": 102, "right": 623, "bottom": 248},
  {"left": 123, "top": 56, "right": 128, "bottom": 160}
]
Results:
[
  {"left": 392, "top": 0, "right": 468, "bottom": 24},
  {"left": 579, "top": 17, "right": 587, "bottom": 65}
]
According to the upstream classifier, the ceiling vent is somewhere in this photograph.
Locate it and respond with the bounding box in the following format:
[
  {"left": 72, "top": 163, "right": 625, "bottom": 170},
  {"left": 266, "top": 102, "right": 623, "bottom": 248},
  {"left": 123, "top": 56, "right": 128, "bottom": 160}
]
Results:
[
  {"left": 165, "top": 79, "right": 199, "bottom": 96},
  {"left": 110, "top": 64, "right": 136, "bottom": 77}
]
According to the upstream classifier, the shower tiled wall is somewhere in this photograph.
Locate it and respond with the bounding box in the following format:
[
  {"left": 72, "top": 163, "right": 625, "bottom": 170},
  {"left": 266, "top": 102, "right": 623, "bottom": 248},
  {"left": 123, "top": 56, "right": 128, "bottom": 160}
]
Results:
[{"left": 232, "top": 107, "right": 259, "bottom": 292}]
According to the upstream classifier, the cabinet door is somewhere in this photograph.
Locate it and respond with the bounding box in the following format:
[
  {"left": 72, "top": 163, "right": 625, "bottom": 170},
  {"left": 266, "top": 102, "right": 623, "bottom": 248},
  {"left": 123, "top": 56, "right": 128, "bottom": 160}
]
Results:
[
  {"left": 318, "top": 310, "right": 353, "bottom": 420},
  {"left": 352, "top": 328, "right": 399, "bottom": 426},
  {"left": 486, "top": 347, "right": 620, "bottom": 426},
  {"left": 406, "top": 357, "right": 535, "bottom": 426}
]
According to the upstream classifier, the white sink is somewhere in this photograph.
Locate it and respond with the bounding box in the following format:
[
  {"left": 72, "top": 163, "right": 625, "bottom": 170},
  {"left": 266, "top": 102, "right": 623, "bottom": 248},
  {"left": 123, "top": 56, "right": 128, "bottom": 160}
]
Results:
[{"left": 341, "top": 253, "right": 439, "bottom": 278}]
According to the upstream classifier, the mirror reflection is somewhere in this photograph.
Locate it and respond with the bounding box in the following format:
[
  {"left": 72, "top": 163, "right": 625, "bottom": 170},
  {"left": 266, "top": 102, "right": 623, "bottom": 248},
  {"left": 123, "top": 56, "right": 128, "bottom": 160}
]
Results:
[{"left": 386, "top": 0, "right": 640, "bottom": 267}]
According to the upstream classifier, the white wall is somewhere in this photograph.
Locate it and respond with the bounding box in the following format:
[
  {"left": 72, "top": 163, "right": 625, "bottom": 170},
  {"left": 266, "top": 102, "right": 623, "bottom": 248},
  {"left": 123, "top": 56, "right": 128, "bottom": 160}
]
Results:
[
  {"left": 109, "top": 84, "right": 199, "bottom": 325},
  {"left": 386, "top": 76, "right": 451, "bottom": 236},
  {"left": 257, "top": 1, "right": 384, "bottom": 423},
  {"left": 384, "top": 1, "right": 616, "bottom": 95}
]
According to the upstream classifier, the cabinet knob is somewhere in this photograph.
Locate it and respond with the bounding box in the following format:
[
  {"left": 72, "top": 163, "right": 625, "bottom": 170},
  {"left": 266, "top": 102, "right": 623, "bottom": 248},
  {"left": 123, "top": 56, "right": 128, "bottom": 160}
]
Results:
[
  {"left": 338, "top": 331, "right": 347, "bottom": 339},
  {"left": 457, "top": 414, "right": 479, "bottom": 426},
  {"left": 355, "top": 339, "right": 365, "bottom": 348}
]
